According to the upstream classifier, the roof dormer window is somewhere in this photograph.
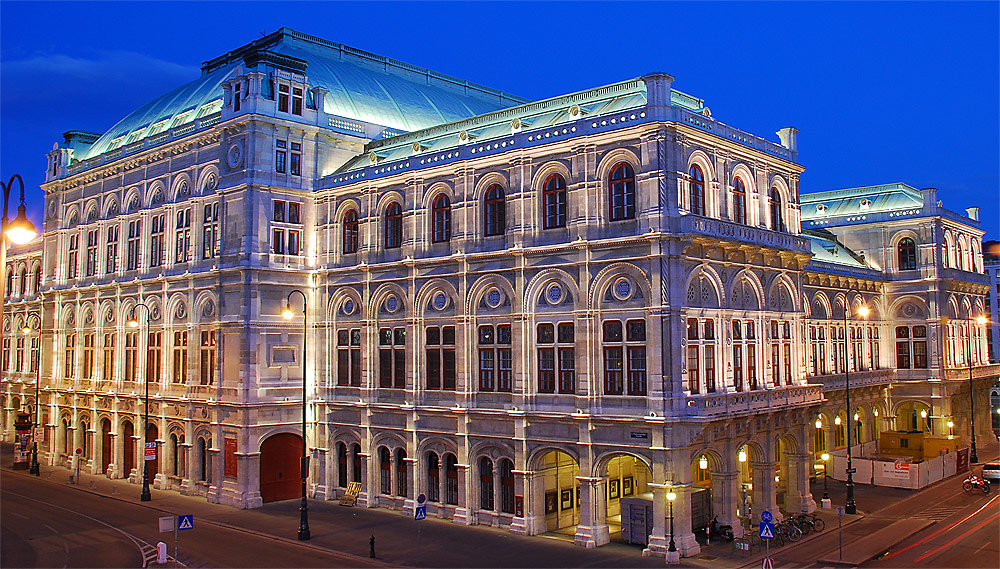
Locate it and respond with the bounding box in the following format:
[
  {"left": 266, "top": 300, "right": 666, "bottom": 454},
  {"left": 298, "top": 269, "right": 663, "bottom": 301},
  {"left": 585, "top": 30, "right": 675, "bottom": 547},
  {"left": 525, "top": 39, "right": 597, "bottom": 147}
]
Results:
[
  {"left": 277, "top": 84, "right": 303, "bottom": 115},
  {"left": 859, "top": 198, "right": 871, "bottom": 210},
  {"left": 816, "top": 204, "right": 827, "bottom": 214},
  {"left": 233, "top": 82, "right": 242, "bottom": 112}
]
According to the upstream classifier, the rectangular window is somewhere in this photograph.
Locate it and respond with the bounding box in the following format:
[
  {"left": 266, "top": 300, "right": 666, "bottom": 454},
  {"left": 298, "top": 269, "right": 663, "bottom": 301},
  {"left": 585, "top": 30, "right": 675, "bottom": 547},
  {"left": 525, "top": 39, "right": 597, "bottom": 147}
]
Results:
[
  {"left": 783, "top": 343, "right": 792, "bottom": 385},
  {"left": 537, "top": 323, "right": 575, "bottom": 394},
  {"left": 67, "top": 234, "right": 79, "bottom": 279},
  {"left": 233, "top": 81, "right": 241, "bottom": 112},
  {"left": 200, "top": 330, "right": 216, "bottom": 385},
  {"left": 895, "top": 326, "right": 911, "bottom": 369},
  {"left": 29, "top": 337, "right": 40, "bottom": 373},
  {"left": 771, "top": 341, "right": 780, "bottom": 387},
  {"left": 733, "top": 344, "right": 743, "bottom": 392},
  {"left": 103, "top": 333, "right": 115, "bottom": 381},
  {"left": 86, "top": 230, "right": 98, "bottom": 276},
  {"left": 278, "top": 84, "right": 289, "bottom": 113},
  {"left": 687, "top": 345, "right": 700, "bottom": 394},
  {"left": 147, "top": 331, "right": 162, "bottom": 383},
  {"left": 379, "top": 327, "right": 406, "bottom": 389},
  {"left": 478, "top": 324, "right": 512, "bottom": 392},
  {"left": 705, "top": 345, "right": 716, "bottom": 393},
  {"left": 290, "top": 142, "right": 302, "bottom": 176},
  {"left": 426, "top": 326, "right": 456, "bottom": 390},
  {"left": 105, "top": 225, "right": 119, "bottom": 274},
  {"left": 272, "top": 228, "right": 284, "bottom": 254},
  {"left": 1, "top": 338, "right": 9, "bottom": 372},
  {"left": 82, "top": 333, "right": 95, "bottom": 379},
  {"left": 602, "top": 319, "right": 646, "bottom": 395},
  {"left": 127, "top": 219, "right": 142, "bottom": 270},
  {"left": 275, "top": 140, "right": 287, "bottom": 173},
  {"left": 203, "top": 203, "right": 220, "bottom": 259},
  {"left": 175, "top": 208, "right": 191, "bottom": 263},
  {"left": 273, "top": 200, "right": 285, "bottom": 223},
  {"left": 818, "top": 326, "right": 827, "bottom": 375},
  {"left": 15, "top": 336, "right": 25, "bottom": 373},
  {"left": 287, "top": 230, "right": 300, "bottom": 256},
  {"left": 292, "top": 87, "right": 303, "bottom": 115},
  {"left": 913, "top": 325, "right": 928, "bottom": 369},
  {"left": 64, "top": 334, "right": 76, "bottom": 378},
  {"left": 150, "top": 214, "right": 165, "bottom": 267},
  {"left": 337, "top": 329, "right": 361, "bottom": 386},
  {"left": 288, "top": 202, "right": 300, "bottom": 224},
  {"left": 124, "top": 332, "right": 138, "bottom": 382},
  {"left": 173, "top": 331, "right": 188, "bottom": 383}
]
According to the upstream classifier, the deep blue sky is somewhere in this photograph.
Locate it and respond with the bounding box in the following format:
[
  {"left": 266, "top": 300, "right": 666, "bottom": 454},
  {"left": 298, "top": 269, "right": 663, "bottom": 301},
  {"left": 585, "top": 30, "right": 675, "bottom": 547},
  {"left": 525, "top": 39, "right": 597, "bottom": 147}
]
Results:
[{"left": 2, "top": 1, "right": 997, "bottom": 238}]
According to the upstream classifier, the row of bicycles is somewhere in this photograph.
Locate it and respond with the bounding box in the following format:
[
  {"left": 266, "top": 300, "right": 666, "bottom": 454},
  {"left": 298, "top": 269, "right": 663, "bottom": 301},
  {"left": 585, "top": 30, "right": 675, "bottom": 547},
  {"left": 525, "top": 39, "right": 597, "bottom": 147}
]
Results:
[{"left": 732, "top": 511, "right": 826, "bottom": 552}]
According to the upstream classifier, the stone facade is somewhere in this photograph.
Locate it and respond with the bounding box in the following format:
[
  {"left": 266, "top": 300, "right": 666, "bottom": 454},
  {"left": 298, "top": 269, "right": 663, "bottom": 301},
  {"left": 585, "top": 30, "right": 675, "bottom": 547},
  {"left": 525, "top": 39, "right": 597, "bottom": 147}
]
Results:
[{"left": 2, "top": 28, "right": 995, "bottom": 559}]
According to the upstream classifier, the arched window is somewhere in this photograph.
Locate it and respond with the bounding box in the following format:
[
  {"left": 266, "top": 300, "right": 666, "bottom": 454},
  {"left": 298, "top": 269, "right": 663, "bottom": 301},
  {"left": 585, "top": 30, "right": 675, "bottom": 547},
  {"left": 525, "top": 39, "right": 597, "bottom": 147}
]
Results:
[
  {"left": 608, "top": 162, "right": 636, "bottom": 221},
  {"left": 732, "top": 177, "right": 747, "bottom": 225},
  {"left": 395, "top": 449, "right": 408, "bottom": 497},
  {"left": 484, "top": 184, "right": 506, "bottom": 236},
  {"left": 384, "top": 202, "right": 402, "bottom": 249},
  {"left": 427, "top": 451, "right": 440, "bottom": 502},
  {"left": 337, "top": 442, "right": 348, "bottom": 488},
  {"left": 769, "top": 188, "right": 783, "bottom": 231},
  {"left": 32, "top": 266, "right": 41, "bottom": 294},
  {"left": 431, "top": 194, "right": 451, "bottom": 243},
  {"left": 499, "top": 458, "right": 515, "bottom": 514},
  {"left": 351, "top": 443, "right": 362, "bottom": 483},
  {"left": 944, "top": 239, "right": 952, "bottom": 268},
  {"left": 18, "top": 268, "right": 27, "bottom": 297},
  {"left": 897, "top": 238, "right": 917, "bottom": 270},
  {"left": 343, "top": 210, "right": 359, "bottom": 254},
  {"left": 379, "top": 447, "right": 391, "bottom": 495},
  {"left": 5, "top": 269, "right": 13, "bottom": 297},
  {"left": 479, "top": 456, "right": 494, "bottom": 510},
  {"left": 542, "top": 174, "right": 567, "bottom": 229},
  {"left": 689, "top": 164, "right": 705, "bottom": 216},
  {"left": 445, "top": 453, "right": 459, "bottom": 505}
]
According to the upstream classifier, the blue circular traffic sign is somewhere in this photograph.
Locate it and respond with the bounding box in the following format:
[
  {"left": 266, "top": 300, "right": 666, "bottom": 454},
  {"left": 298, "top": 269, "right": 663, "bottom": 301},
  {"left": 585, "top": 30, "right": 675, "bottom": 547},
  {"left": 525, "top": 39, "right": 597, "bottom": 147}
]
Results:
[{"left": 761, "top": 510, "right": 772, "bottom": 523}]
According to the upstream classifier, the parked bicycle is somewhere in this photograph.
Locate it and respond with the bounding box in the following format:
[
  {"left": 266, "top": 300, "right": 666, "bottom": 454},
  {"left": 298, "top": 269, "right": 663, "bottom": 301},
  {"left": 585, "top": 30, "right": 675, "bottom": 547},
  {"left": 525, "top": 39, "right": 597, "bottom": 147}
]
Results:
[
  {"left": 791, "top": 512, "right": 825, "bottom": 534},
  {"left": 775, "top": 519, "right": 803, "bottom": 545}
]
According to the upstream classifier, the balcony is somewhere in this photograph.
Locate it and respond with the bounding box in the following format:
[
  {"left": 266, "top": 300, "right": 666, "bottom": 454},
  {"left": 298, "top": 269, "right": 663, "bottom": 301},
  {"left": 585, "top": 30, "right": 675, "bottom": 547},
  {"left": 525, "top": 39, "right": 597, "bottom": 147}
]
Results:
[
  {"left": 683, "top": 384, "right": 824, "bottom": 418},
  {"left": 944, "top": 363, "right": 1000, "bottom": 382},
  {"left": 679, "top": 215, "right": 811, "bottom": 253},
  {"left": 811, "top": 368, "right": 896, "bottom": 391}
]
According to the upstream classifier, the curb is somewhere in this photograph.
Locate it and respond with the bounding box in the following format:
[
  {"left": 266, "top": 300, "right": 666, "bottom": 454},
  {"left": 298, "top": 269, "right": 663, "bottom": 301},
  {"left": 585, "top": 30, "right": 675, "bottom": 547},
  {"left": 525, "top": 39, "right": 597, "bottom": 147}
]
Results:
[{"left": 2, "top": 464, "right": 390, "bottom": 568}]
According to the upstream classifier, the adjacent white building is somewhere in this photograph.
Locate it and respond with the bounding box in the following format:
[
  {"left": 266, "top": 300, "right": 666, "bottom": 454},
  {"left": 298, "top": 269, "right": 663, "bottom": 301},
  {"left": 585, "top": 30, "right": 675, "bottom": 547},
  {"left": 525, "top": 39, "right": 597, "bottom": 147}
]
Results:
[{"left": 3, "top": 28, "right": 995, "bottom": 559}]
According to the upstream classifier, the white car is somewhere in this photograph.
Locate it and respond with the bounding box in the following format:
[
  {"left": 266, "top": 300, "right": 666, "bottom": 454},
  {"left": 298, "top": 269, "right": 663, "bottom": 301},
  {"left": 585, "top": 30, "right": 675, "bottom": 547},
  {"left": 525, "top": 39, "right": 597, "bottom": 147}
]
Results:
[{"left": 982, "top": 461, "right": 1000, "bottom": 484}]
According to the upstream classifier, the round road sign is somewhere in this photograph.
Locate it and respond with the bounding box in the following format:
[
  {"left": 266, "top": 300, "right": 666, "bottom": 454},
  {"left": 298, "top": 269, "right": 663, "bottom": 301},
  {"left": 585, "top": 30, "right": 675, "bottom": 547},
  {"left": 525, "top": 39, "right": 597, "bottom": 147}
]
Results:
[
  {"left": 761, "top": 510, "right": 772, "bottom": 523},
  {"left": 75, "top": 448, "right": 82, "bottom": 455},
  {"left": 417, "top": 493, "right": 426, "bottom": 504}
]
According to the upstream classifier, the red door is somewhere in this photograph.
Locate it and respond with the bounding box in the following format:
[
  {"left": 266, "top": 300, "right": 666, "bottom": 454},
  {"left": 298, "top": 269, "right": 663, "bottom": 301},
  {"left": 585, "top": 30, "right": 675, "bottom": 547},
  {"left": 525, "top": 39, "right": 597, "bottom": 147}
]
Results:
[
  {"left": 259, "top": 433, "right": 302, "bottom": 503},
  {"left": 146, "top": 423, "right": 159, "bottom": 478},
  {"left": 123, "top": 422, "right": 135, "bottom": 477},
  {"left": 101, "top": 418, "right": 112, "bottom": 474}
]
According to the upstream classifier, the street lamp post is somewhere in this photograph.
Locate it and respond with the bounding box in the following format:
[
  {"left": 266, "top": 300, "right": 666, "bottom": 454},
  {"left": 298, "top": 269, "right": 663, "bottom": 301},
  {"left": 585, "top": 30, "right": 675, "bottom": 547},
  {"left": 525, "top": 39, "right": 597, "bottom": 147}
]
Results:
[
  {"left": 968, "top": 315, "right": 988, "bottom": 464},
  {"left": 842, "top": 297, "right": 868, "bottom": 515},
  {"left": 128, "top": 303, "right": 152, "bottom": 502},
  {"left": 0, "top": 174, "right": 39, "bottom": 417},
  {"left": 820, "top": 452, "right": 830, "bottom": 502},
  {"left": 25, "top": 323, "right": 41, "bottom": 475},
  {"left": 666, "top": 489, "right": 678, "bottom": 564},
  {"left": 283, "top": 290, "right": 310, "bottom": 541}
]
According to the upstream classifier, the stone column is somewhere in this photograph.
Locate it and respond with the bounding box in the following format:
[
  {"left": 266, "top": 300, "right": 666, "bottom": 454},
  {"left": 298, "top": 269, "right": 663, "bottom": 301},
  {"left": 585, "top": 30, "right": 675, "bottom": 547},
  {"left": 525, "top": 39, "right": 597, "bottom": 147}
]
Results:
[
  {"left": 643, "top": 483, "right": 669, "bottom": 556},
  {"left": 452, "top": 463, "right": 472, "bottom": 525},
  {"left": 574, "top": 476, "right": 609, "bottom": 548},
  {"left": 783, "top": 452, "right": 816, "bottom": 514},
  {"left": 178, "top": 442, "right": 193, "bottom": 494},
  {"left": 750, "top": 461, "right": 781, "bottom": 522},
  {"left": 402, "top": 457, "right": 417, "bottom": 516},
  {"left": 510, "top": 469, "right": 544, "bottom": 535},
  {"left": 359, "top": 452, "right": 372, "bottom": 508},
  {"left": 711, "top": 471, "right": 744, "bottom": 537}
]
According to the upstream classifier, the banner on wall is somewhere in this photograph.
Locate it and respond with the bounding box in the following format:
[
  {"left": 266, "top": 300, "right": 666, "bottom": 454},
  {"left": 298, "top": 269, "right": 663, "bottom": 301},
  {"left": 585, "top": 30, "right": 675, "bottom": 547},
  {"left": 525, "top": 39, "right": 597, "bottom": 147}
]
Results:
[
  {"left": 956, "top": 447, "right": 969, "bottom": 473},
  {"left": 881, "top": 460, "right": 911, "bottom": 480}
]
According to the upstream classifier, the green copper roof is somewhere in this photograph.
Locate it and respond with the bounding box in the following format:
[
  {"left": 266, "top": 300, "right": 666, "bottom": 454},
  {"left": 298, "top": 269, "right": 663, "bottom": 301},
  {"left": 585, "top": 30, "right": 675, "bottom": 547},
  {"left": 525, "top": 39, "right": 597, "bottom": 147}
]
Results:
[
  {"left": 800, "top": 182, "right": 924, "bottom": 219},
  {"left": 336, "top": 77, "right": 705, "bottom": 173},
  {"left": 78, "top": 28, "right": 528, "bottom": 161}
]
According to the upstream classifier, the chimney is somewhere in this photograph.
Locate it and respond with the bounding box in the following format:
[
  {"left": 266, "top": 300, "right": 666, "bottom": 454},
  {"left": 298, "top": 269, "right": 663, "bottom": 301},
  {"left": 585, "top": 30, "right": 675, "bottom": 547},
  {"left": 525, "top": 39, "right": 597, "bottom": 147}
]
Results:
[
  {"left": 776, "top": 127, "right": 798, "bottom": 152},
  {"left": 966, "top": 207, "right": 980, "bottom": 221},
  {"left": 920, "top": 187, "right": 937, "bottom": 209},
  {"left": 641, "top": 73, "right": 675, "bottom": 120}
]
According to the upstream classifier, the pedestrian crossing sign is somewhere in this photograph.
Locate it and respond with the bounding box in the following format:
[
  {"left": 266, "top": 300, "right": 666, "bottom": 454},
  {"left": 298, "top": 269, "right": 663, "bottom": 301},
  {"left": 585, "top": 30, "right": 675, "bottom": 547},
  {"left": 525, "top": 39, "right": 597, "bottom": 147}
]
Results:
[
  {"left": 759, "top": 522, "right": 774, "bottom": 539},
  {"left": 414, "top": 505, "right": 427, "bottom": 520},
  {"left": 178, "top": 515, "right": 194, "bottom": 530}
]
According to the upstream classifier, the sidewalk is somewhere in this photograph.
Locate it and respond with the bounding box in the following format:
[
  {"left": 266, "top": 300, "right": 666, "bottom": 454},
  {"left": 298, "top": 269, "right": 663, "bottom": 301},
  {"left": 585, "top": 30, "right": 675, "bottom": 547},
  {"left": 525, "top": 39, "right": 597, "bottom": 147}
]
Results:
[{"left": 4, "top": 440, "right": 996, "bottom": 568}]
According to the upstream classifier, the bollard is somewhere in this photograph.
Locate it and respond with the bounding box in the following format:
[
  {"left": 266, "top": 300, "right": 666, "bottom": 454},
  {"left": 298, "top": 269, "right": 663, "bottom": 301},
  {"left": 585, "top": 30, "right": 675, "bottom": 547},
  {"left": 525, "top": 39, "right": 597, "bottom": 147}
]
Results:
[
  {"left": 112, "top": 486, "right": 118, "bottom": 495},
  {"left": 90, "top": 480, "right": 95, "bottom": 489},
  {"left": 157, "top": 541, "right": 168, "bottom": 564},
  {"left": 370, "top": 535, "right": 376, "bottom": 559}
]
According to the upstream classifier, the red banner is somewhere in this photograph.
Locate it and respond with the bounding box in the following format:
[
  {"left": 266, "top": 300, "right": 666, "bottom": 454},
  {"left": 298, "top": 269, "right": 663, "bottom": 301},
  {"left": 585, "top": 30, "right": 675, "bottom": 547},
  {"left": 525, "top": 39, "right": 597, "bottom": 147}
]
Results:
[{"left": 956, "top": 447, "right": 970, "bottom": 473}]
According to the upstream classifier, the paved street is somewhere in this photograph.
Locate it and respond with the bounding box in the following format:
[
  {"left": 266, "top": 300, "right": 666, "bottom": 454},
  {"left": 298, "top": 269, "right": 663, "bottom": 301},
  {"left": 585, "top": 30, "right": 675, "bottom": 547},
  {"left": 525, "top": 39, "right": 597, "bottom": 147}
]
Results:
[{"left": 2, "top": 442, "right": 998, "bottom": 568}]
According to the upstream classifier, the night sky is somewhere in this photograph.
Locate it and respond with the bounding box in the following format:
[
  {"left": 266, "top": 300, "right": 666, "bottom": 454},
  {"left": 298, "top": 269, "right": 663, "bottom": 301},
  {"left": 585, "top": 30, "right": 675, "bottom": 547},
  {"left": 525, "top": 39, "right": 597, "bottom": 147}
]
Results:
[{"left": 1, "top": 1, "right": 997, "bottom": 238}]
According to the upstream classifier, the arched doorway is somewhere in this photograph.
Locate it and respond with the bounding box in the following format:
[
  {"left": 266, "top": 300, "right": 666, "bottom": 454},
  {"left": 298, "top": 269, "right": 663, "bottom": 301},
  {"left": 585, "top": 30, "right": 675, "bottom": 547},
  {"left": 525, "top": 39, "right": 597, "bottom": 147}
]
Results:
[
  {"left": 538, "top": 450, "right": 580, "bottom": 533},
  {"left": 100, "top": 418, "right": 112, "bottom": 474},
  {"left": 259, "top": 433, "right": 302, "bottom": 503},
  {"left": 146, "top": 423, "right": 159, "bottom": 479},
  {"left": 736, "top": 444, "right": 754, "bottom": 522},
  {"left": 337, "top": 442, "right": 348, "bottom": 488},
  {"left": 604, "top": 454, "right": 653, "bottom": 544},
  {"left": 122, "top": 421, "right": 135, "bottom": 478},
  {"left": 895, "top": 401, "right": 931, "bottom": 432}
]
